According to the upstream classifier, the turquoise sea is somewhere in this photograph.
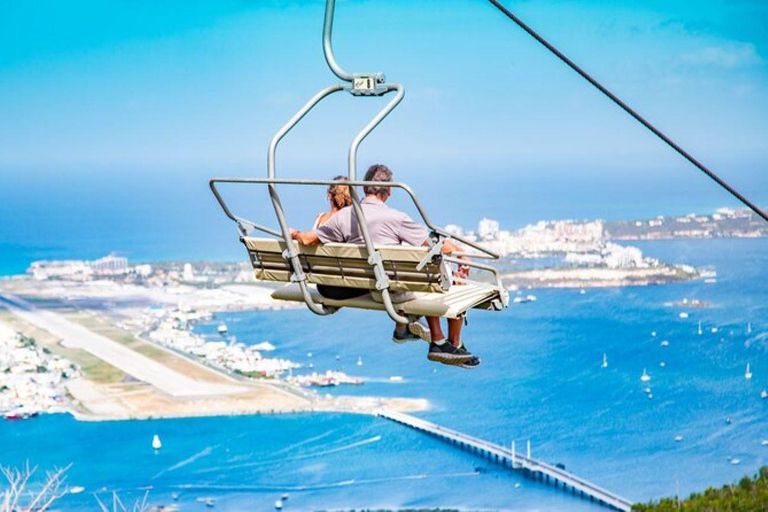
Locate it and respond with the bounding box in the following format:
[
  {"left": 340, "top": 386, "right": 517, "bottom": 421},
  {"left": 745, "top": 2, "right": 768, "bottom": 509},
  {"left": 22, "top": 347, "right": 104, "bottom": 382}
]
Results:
[{"left": 1, "top": 237, "right": 767, "bottom": 510}]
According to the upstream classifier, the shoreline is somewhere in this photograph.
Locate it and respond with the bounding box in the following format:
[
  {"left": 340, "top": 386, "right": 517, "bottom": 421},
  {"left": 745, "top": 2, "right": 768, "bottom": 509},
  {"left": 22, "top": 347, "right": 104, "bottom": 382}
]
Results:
[{"left": 0, "top": 277, "right": 429, "bottom": 423}]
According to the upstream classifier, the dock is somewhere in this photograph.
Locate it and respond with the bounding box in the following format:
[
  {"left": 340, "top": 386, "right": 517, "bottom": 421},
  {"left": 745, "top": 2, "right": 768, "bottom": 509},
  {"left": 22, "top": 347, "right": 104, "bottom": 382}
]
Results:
[{"left": 378, "top": 410, "right": 633, "bottom": 512}]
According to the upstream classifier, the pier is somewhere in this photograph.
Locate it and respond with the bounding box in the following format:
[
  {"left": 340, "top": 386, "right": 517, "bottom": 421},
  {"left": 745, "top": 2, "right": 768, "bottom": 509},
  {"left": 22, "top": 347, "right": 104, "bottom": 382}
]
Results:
[{"left": 378, "top": 410, "right": 633, "bottom": 512}]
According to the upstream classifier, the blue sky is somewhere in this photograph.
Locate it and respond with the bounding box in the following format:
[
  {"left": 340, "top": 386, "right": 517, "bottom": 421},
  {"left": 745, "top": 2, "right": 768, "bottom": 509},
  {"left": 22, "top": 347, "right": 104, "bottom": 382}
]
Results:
[{"left": 0, "top": 0, "right": 767, "bottom": 230}]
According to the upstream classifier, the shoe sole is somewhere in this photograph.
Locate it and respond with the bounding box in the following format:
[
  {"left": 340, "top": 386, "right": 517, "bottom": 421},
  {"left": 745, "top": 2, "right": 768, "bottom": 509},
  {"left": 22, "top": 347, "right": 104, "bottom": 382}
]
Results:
[
  {"left": 392, "top": 335, "right": 419, "bottom": 344},
  {"left": 427, "top": 352, "right": 474, "bottom": 364},
  {"left": 458, "top": 361, "right": 481, "bottom": 370},
  {"left": 408, "top": 322, "right": 431, "bottom": 342}
]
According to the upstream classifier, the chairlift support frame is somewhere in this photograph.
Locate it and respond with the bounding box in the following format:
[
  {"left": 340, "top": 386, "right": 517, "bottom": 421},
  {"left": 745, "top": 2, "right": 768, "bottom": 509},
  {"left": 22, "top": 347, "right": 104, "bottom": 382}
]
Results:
[{"left": 210, "top": 0, "right": 503, "bottom": 324}]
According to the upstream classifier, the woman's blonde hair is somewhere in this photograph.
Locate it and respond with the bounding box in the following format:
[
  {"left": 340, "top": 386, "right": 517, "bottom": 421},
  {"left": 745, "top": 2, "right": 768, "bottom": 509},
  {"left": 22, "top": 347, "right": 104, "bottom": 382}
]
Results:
[{"left": 328, "top": 175, "right": 352, "bottom": 209}]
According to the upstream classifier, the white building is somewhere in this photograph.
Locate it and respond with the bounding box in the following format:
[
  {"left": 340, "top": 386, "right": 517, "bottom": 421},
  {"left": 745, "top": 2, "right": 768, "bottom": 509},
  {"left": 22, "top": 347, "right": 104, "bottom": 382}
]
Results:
[{"left": 90, "top": 253, "right": 128, "bottom": 275}]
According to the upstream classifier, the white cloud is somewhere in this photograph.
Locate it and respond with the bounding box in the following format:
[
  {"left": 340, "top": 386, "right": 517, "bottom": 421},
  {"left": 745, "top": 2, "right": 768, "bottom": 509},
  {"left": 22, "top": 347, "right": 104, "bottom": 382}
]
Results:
[{"left": 681, "top": 42, "right": 765, "bottom": 68}]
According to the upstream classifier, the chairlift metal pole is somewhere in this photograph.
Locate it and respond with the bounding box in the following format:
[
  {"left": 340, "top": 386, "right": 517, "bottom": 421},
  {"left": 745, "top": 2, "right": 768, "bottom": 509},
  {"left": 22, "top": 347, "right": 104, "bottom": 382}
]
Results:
[
  {"left": 267, "top": 84, "right": 345, "bottom": 316},
  {"left": 323, "top": 0, "right": 410, "bottom": 324},
  {"left": 346, "top": 84, "right": 409, "bottom": 324},
  {"left": 323, "top": 0, "right": 354, "bottom": 82}
]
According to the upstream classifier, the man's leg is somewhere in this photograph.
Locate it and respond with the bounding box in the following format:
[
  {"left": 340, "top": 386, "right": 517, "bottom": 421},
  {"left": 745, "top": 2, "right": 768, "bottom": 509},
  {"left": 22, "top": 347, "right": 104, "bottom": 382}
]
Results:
[
  {"left": 447, "top": 318, "right": 463, "bottom": 347},
  {"left": 425, "top": 316, "right": 473, "bottom": 365},
  {"left": 447, "top": 315, "right": 481, "bottom": 369},
  {"left": 426, "top": 317, "right": 444, "bottom": 342}
]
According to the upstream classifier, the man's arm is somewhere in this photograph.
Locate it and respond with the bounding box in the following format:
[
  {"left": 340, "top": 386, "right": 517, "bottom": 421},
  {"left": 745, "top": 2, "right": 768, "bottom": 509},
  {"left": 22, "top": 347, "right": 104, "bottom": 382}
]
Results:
[{"left": 290, "top": 229, "right": 320, "bottom": 246}]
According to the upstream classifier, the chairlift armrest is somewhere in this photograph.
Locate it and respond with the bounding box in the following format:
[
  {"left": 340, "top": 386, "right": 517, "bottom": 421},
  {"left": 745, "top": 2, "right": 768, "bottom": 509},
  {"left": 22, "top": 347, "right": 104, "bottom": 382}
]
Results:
[{"left": 416, "top": 238, "right": 445, "bottom": 271}]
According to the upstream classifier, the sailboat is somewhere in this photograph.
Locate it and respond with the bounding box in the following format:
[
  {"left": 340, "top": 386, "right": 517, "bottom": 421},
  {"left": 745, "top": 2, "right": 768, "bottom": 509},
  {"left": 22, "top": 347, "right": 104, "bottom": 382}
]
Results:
[
  {"left": 357, "top": 356, "right": 363, "bottom": 367},
  {"left": 152, "top": 434, "right": 162, "bottom": 450},
  {"left": 748, "top": 322, "right": 753, "bottom": 335},
  {"left": 601, "top": 353, "right": 608, "bottom": 368},
  {"left": 640, "top": 369, "right": 651, "bottom": 382},
  {"left": 697, "top": 321, "right": 703, "bottom": 335},
  {"left": 745, "top": 363, "right": 753, "bottom": 380}
]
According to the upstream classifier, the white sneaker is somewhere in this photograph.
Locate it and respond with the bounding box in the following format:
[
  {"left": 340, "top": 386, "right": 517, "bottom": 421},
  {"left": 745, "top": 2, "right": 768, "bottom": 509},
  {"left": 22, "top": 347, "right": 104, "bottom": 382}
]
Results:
[{"left": 407, "top": 319, "right": 431, "bottom": 342}]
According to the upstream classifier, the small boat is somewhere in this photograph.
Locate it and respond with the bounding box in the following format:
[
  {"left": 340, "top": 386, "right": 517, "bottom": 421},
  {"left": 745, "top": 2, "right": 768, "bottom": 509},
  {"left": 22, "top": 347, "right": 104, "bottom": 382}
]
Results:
[
  {"left": 704, "top": 278, "right": 717, "bottom": 284},
  {"left": 601, "top": 353, "right": 608, "bottom": 369},
  {"left": 171, "top": 493, "right": 180, "bottom": 501},
  {"left": 647, "top": 393, "right": 653, "bottom": 399},
  {"left": 640, "top": 369, "right": 651, "bottom": 382},
  {"left": 726, "top": 417, "right": 733, "bottom": 424},
  {"left": 69, "top": 486, "right": 85, "bottom": 494},
  {"left": 357, "top": 356, "right": 363, "bottom": 367},
  {"left": 731, "top": 458, "right": 741, "bottom": 465},
  {"left": 660, "top": 361, "right": 666, "bottom": 368},
  {"left": 513, "top": 294, "right": 537, "bottom": 304},
  {"left": 761, "top": 390, "right": 767, "bottom": 400},
  {"left": 643, "top": 387, "right": 651, "bottom": 394},
  {"left": 679, "top": 312, "right": 689, "bottom": 319},
  {"left": 152, "top": 434, "right": 162, "bottom": 450},
  {"left": 651, "top": 331, "right": 657, "bottom": 337},
  {"left": 746, "top": 363, "right": 753, "bottom": 380},
  {"left": 4, "top": 410, "right": 37, "bottom": 421},
  {"left": 275, "top": 499, "right": 283, "bottom": 510},
  {"left": 747, "top": 322, "right": 753, "bottom": 334},
  {"left": 762, "top": 440, "right": 768, "bottom": 446},
  {"left": 697, "top": 321, "right": 703, "bottom": 335},
  {"left": 389, "top": 376, "right": 404, "bottom": 382},
  {"left": 307, "top": 351, "right": 313, "bottom": 358},
  {"left": 660, "top": 340, "right": 669, "bottom": 347},
  {"left": 579, "top": 289, "right": 586, "bottom": 295},
  {"left": 674, "top": 435, "right": 683, "bottom": 442},
  {"left": 196, "top": 497, "right": 216, "bottom": 508},
  {"left": 281, "top": 493, "right": 289, "bottom": 500},
  {"left": 711, "top": 327, "right": 718, "bottom": 334},
  {"left": 217, "top": 323, "right": 228, "bottom": 335}
]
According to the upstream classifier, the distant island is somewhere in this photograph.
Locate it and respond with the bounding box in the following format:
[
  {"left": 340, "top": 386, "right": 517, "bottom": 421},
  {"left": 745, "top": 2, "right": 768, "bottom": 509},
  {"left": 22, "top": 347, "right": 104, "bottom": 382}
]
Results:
[{"left": 442, "top": 208, "right": 765, "bottom": 289}]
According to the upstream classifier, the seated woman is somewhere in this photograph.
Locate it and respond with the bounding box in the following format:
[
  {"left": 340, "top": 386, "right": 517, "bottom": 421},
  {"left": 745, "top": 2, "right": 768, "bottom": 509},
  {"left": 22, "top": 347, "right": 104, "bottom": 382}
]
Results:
[
  {"left": 313, "top": 175, "right": 352, "bottom": 228},
  {"left": 299, "top": 176, "right": 366, "bottom": 301}
]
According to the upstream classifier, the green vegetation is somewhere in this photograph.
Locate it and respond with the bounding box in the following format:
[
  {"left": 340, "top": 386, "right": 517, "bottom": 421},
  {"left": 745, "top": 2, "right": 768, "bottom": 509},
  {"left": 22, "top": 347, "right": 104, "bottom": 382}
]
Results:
[
  {"left": 319, "top": 510, "right": 461, "bottom": 512},
  {"left": 634, "top": 467, "right": 768, "bottom": 511}
]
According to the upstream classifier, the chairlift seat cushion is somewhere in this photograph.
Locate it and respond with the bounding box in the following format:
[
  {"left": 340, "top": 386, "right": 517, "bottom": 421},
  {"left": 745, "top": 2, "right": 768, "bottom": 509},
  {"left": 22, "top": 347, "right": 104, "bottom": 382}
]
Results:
[
  {"left": 271, "top": 283, "right": 503, "bottom": 319},
  {"left": 242, "top": 237, "right": 448, "bottom": 293}
]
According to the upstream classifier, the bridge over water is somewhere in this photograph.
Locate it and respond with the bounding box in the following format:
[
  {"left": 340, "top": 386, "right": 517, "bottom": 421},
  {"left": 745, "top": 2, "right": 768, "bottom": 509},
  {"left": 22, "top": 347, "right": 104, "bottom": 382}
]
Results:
[{"left": 378, "top": 410, "right": 633, "bottom": 512}]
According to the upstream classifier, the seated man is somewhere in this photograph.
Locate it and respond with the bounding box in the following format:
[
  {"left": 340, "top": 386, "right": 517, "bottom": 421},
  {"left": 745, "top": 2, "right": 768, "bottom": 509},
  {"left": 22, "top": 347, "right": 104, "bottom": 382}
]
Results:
[{"left": 290, "top": 164, "right": 480, "bottom": 369}]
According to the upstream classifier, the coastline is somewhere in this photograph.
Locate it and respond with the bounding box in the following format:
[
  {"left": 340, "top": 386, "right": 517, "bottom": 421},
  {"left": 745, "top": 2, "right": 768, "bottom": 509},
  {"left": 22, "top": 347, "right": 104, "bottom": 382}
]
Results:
[{"left": 0, "top": 276, "right": 429, "bottom": 423}]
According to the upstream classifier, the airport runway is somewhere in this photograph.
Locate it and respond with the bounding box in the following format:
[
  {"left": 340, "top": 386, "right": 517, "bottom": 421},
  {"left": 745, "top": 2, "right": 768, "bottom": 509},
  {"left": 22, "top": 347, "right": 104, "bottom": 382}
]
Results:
[{"left": 0, "top": 293, "right": 247, "bottom": 398}]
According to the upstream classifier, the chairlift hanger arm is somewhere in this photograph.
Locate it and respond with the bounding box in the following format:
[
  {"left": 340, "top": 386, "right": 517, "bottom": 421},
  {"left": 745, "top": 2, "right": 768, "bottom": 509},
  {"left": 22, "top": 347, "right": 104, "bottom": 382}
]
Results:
[
  {"left": 324, "top": 0, "right": 388, "bottom": 96},
  {"left": 485, "top": 0, "right": 768, "bottom": 224}
]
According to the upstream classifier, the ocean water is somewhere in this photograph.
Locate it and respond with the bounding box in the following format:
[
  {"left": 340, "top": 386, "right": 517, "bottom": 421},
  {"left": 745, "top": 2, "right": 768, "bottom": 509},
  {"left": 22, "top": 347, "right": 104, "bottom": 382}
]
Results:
[{"left": 1, "top": 237, "right": 767, "bottom": 510}]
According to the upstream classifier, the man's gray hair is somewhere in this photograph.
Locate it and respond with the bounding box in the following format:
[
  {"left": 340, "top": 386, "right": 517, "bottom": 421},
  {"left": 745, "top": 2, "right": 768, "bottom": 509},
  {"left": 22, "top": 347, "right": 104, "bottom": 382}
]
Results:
[{"left": 363, "top": 164, "right": 393, "bottom": 199}]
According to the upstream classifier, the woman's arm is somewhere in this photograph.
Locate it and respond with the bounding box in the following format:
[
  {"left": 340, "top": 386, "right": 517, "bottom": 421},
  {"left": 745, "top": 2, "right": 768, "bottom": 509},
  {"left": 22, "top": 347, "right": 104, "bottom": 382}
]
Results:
[{"left": 290, "top": 229, "right": 321, "bottom": 246}]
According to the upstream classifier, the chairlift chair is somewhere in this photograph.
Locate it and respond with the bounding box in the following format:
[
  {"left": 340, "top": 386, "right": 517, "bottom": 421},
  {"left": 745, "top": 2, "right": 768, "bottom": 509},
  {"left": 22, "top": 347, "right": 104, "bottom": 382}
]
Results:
[{"left": 210, "top": 0, "right": 509, "bottom": 323}]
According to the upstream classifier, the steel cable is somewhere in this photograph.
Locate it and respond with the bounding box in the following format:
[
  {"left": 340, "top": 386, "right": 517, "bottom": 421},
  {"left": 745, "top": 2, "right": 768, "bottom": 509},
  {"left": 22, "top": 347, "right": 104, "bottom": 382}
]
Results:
[{"left": 486, "top": 0, "right": 768, "bottom": 223}]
